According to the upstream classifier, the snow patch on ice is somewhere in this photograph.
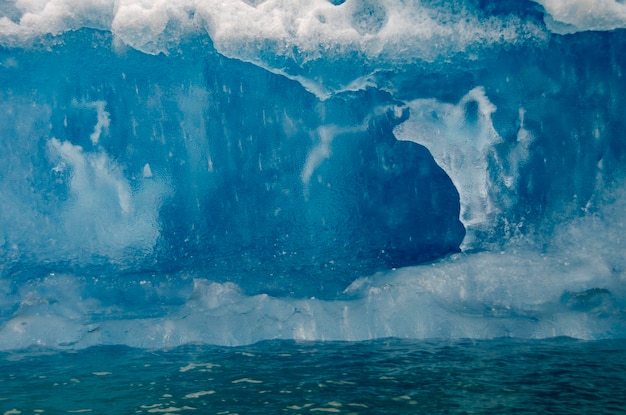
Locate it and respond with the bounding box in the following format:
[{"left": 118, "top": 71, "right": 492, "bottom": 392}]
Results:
[{"left": 534, "top": 0, "right": 626, "bottom": 34}]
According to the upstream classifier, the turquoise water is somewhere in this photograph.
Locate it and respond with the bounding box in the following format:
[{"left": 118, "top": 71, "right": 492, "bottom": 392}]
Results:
[{"left": 2, "top": 338, "right": 625, "bottom": 414}]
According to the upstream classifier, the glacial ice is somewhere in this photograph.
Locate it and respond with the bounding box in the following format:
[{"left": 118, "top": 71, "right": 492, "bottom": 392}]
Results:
[
  {"left": 394, "top": 87, "right": 509, "bottom": 250},
  {"left": 533, "top": 0, "right": 626, "bottom": 34},
  {"left": 0, "top": 0, "right": 546, "bottom": 96},
  {"left": 0, "top": 0, "right": 626, "bottom": 349}
]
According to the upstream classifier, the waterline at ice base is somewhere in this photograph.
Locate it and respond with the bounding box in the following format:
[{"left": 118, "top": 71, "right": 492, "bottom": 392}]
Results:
[{"left": 1, "top": 0, "right": 626, "bottom": 350}]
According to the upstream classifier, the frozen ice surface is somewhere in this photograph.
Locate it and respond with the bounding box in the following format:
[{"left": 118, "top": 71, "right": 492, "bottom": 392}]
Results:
[
  {"left": 1, "top": 0, "right": 626, "bottom": 349},
  {"left": 1, "top": 221, "right": 625, "bottom": 349},
  {"left": 533, "top": 0, "right": 626, "bottom": 34},
  {"left": 0, "top": 0, "right": 547, "bottom": 97}
]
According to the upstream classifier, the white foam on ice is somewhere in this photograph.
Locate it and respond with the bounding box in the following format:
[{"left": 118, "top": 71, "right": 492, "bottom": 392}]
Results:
[
  {"left": 533, "top": 0, "right": 626, "bottom": 34},
  {"left": 0, "top": 0, "right": 546, "bottom": 97}
]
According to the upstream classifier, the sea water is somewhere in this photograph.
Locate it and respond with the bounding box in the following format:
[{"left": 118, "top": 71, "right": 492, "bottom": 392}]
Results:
[
  {"left": 2, "top": 0, "right": 626, "bottom": 412},
  {"left": 2, "top": 339, "right": 626, "bottom": 414}
]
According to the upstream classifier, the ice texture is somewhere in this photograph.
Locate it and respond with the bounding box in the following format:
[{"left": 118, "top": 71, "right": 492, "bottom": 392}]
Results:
[
  {"left": 395, "top": 87, "right": 511, "bottom": 249},
  {"left": 533, "top": 0, "right": 626, "bottom": 34},
  {"left": 0, "top": 0, "right": 546, "bottom": 97},
  {"left": 1, "top": 0, "right": 626, "bottom": 349},
  {"left": 0, "top": 26, "right": 465, "bottom": 297}
]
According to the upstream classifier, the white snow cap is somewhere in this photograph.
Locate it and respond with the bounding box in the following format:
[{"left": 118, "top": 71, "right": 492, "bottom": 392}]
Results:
[
  {"left": 1, "top": 0, "right": 544, "bottom": 57},
  {"left": 534, "top": 0, "right": 626, "bottom": 34}
]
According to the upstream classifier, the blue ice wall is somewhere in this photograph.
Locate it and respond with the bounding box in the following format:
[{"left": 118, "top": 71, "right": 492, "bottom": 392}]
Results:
[
  {"left": 1, "top": 0, "right": 626, "bottom": 347},
  {"left": 0, "top": 32, "right": 465, "bottom": 297}
]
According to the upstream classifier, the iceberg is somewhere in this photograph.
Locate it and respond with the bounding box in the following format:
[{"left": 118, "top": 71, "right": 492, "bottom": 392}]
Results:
[{"left": 0, "top": 0, "right": 625, "bottom": 349}]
